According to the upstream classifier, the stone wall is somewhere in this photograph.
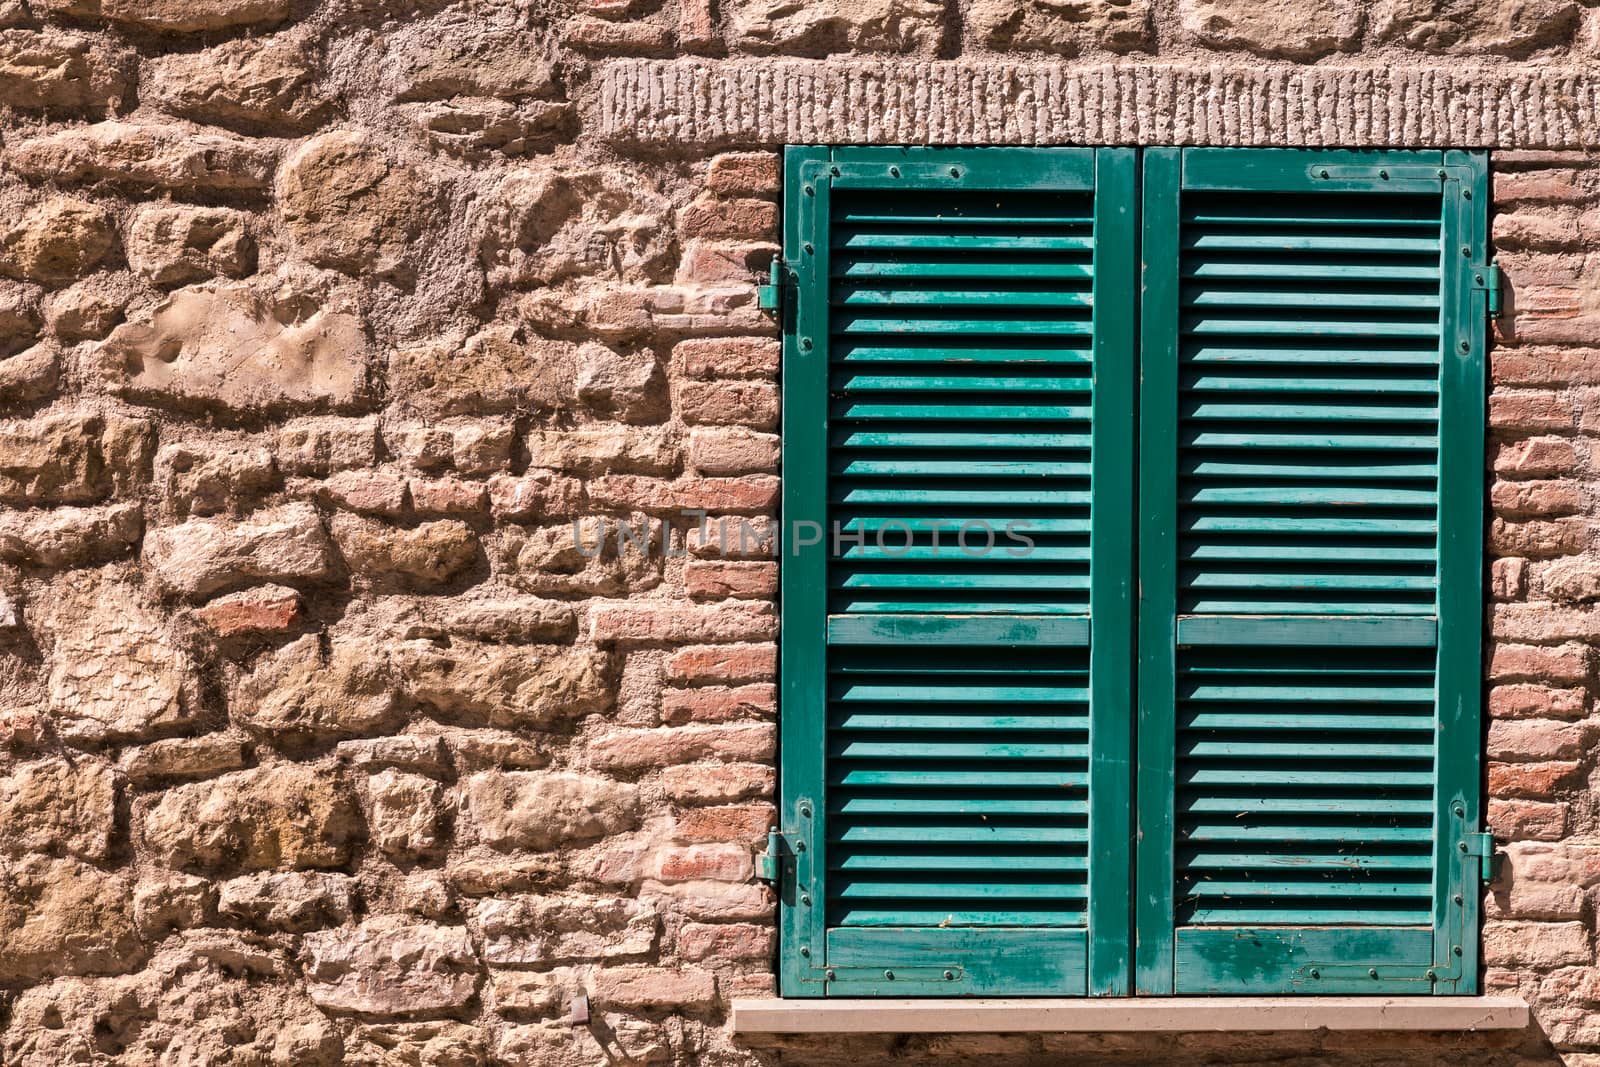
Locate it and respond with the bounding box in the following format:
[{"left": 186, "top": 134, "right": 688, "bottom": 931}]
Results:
[{"left": 0, "top": 0, "right": 1595, "bottom": 1064}]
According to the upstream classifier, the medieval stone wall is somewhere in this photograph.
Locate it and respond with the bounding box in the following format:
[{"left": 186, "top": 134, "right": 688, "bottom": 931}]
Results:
[{"left": 0, "top": 0, "right": 1595, "bottom": 1064}]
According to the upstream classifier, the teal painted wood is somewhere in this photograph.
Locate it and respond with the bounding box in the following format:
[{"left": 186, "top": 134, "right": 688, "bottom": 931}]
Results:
[
  {"left": 779, "top": 146, "right": 832, "bottom": 998},
  {"left": 1135, "top": 146, "right": 1182, "bottom": 996},
  {"left": 1137, "top": 147, "right": 1485, "bottom": 997},
  {"left": 826, "top": 614, "right": 1090, "bottom": 646},
  {"left": 1088, "top": 146, "right": 1137, "bottom": 997},
  {"left": 1174, "top": 927, "right": 1436, "bottom": 993},
  {"left": 1176, "top": 616, "right": 1437, "bottom": 647},
  {"left": 1430, "top": 149, "right": 1489, "bottom": 995},
  {"left": 826, "top": 928, "right": 1088, "bottom": 994}
]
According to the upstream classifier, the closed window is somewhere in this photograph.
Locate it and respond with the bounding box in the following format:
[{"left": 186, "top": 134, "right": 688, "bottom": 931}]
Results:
[{"left": 773, "top": 147, "right": 1491, "bottom": 997}]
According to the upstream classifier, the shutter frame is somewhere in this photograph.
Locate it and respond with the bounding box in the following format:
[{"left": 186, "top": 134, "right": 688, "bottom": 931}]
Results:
[
  {"left": 1134, "top": 148, "right": 1488, "bottom": 996},
  {"left": 777, "top": 146, "right": 1138, "bottom": 997}
]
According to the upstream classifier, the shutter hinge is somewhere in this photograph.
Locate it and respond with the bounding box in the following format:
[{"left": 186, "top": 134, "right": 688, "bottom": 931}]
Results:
[
  {"left": 756, "top": 827, "right": 786, "bottom": 884},
  {"left": 1462, "top": 831, "right": 1497, "bottom": 883},
  {"left": 1472, "top": 261, "right": 1504, "bottom": 320},
  {"left": 757, "top": 256, "right": 784, "bottom": 312}
]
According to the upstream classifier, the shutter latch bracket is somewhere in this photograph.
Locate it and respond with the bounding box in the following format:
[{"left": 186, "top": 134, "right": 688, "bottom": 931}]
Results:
[
  {"left": 1471, "top": 261, "right": 1504, "bottom": 320},
  {"left": 1462, "top": 831, "right": 1497, "bottom": 883},
  {"left": 756, "top": 827, "right": 786, "bottom": 884},
  {"left": 758, "top": 256, "right": 785, "bottom": 312}
]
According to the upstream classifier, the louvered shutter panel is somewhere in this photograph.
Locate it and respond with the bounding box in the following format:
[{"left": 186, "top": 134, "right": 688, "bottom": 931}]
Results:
[
  {"left": 779, "top": 147, "right": 1136, "bottom": 996},
  {"left": 1135, "top": 149, "right": 1488, "bottom": 995}
]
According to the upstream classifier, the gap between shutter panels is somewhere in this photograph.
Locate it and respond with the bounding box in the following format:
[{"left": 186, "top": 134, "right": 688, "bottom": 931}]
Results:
[{"left": 824, "top": 183, "right": 1097, "bottom": 932}]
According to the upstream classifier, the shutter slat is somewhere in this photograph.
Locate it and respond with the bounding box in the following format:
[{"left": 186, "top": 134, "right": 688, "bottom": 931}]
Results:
[
  {"left": 1182, "top": 234, "right": 1439, "bottom": 252},
  {"left": 1184, "top": 290, "right": 1440, "bottom": 310},
  {"left": 837, "top": 289, "right": 1094, "bottom": 308},
  {"left": 835, "top": 233, "right": 1094, "bottom": 251},
  {"left": 840, "top": 910, "right": 1088, "bottom": 926},
  {"left": 834, "top": 402, "right": 1088, "bottom": 420},
  {"left": 836, "top": 827, "right": 1089, "bottom": 844},
  {"left": 835, "top": 798, "right": 1089, "bottom": 815},
  {"left": 835, "top": 374, "right": 1090, "bottom": 391},
  {"left": 839, "top": 261, "right": 1094, "bottom": 280},
  {"left": 837, "top": 855, "right": 1090, "bottom": 871},
  {"left": 837, "top": 345, "right": 1091, "bottom": 364},
  {"left": 838, "top": 317, "right": 1095, "bottom": 336}
]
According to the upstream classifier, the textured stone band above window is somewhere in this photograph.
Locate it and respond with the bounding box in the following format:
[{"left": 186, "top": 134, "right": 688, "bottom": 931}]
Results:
[{"left": 598, "top": 60, "right": 1600, "bottom": 149}]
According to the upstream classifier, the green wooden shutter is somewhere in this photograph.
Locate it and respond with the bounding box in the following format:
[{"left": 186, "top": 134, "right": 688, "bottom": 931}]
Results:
[
  {"left": 1135, "top": 149, "right": 1488, "bottom": 995},
  {"left": 779, "top": 146, "right": 1137, "bottom": 996}
]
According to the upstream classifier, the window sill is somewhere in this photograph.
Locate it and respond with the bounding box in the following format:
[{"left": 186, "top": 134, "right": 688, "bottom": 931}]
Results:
[{"left": 730, "top": 996, "right": 1529, "bottom": 1034}]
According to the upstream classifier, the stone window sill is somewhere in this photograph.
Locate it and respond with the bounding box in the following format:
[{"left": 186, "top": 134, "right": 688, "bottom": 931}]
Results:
[{"left": 730, "top": 996, "right": 1529, "bottom": 1034}]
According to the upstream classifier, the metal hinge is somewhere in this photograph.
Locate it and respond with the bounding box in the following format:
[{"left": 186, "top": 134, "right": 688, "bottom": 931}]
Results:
[
  {"left": 1472, "top": 261, "right": 1504, "bottom": 320},
  {"left": 1462, "top": 831, "right": 1497, "bottom": 883},
  {"left": 757, "top": 256, "right": 784, "bottom": 312},
  {"left": 756, "top": 827, "right": 786, "bottom": 884}
]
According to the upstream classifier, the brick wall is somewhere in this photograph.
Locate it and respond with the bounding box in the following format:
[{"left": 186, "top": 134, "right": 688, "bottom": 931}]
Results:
[{"left": 0, "top": 0, "right": 1596, "bottom": 1064}]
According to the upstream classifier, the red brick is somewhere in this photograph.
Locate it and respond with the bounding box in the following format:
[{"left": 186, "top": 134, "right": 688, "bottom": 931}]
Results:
[
  {"left": 1494, "top": 151, "right": 1597, "bottom": 169},
  {"left": 1488, "top": 390, "right": 1577, "bottom": 433},
  {"left": 1482, "top": 920, "right": 1591, "bottom": 968},
  {"left": 1491, "top": 347, "right": 1600, "bottom": 385},
  {"left": 1488, "top": 718, "right": 1596, "bottom": 760},
  {"left": 1489, "top": 683, "right": 1589, "bottom": 719},
  {"left": 588, "top": 474, "right": 778, "bottom": 514},
  {"left": 680, "top": 195, "right": 778, "bottom": 239},
  {"left": 675, "top": 337, "right": 780, "bottom": 380},
  {"left": 318, "top": 469, "right": 408, "bottom": 516},
  {"left": 1488, "top": 760, "right": 1583, "bottom": 798},
  {"left": 1491, "top": 557, "right": 1528, "bottom": 600},
  {"left": 678, "top": 922, "right": 774, "bottom": 962},
  {"left": 590, "top": 600, "right": 777, "bottom": 645},
  {"left": 1494, "top": 169, "right": 1595, "bottom": 204},
  {"left": 677, "top": 240, "right": 777, "bottom": 286},
  {"left": 587, "top": 723, "right": 776, "bottom": 771},
  {"left": 674, "top": 380, "right": 779, "bottom": 428},
  {"left": 661, "top": 683, "right": 776, "bottom": 725},
  {"left": 1492, "top": 602, "right": 1600, "bottom": 643},
  {"left": 1505, "top": 311, "right": 1600, "bottom": 348},
  {"left": 640, "top": 879, "right": 771, "bottom": 921},
  {"left": 664, "top": 643, "right": 776, "bottom": 684},
  {"left": 678, "top": 0, "right": 716, "bottom": 49},
  {"left": 562, "top": 14, "right": 674, "bottom": 54},
  {"left": 591, "top": 966, "right": 717, "bottom": 1010},
  {"left": 1541, "top": 557, "right": 1600, "bottom": 603},
  {"left": 672, "top": 802, "right": 775, "bottom": 844},
  {"left": 707, "top": 153, "right": 781, "bottom": 197},
  {"left": 488, "top": 472, "right": 587, "bottom": 520},
  {"left": 649, "top": 843, "right": 753, "bottom": 882},
  {"left": 688, "top": 428, "right": 779, "bottom": 476},
  {"left": 660, "top": 762, "right": 774, "bottom": 805},
  {"left": 193, "top": 586, "right": 302, "bottom": 638},
  {"left": 1489, "top": 517, "right": 1593, "bottom": 559},
  {"left": 1493, "top": 437, "right": 1582, "bottom": 478},
  {"left": 690, "top": 515, "right": 776, "bottom": 558},
  {"left": 685, "top": 560, "right": 778, "bottom": 600},
  {"left": 409, "top": 477, "right": 488, "bottom": 515},
  {"left": 1498, "top": 250, "right": 1587, "bottom": 288},
  {"left": 1489, "top": 798, "right": 1571, "bottom": 842},
  {"left": 1488, "top": 642, "right": 1593, "bottom": 684},
  {"left": 1491, "top": 478, "right": 1583, "bottom": 518},
  {"left": 1492, "top": 209, "right": 1586, "bottom": 253}
]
